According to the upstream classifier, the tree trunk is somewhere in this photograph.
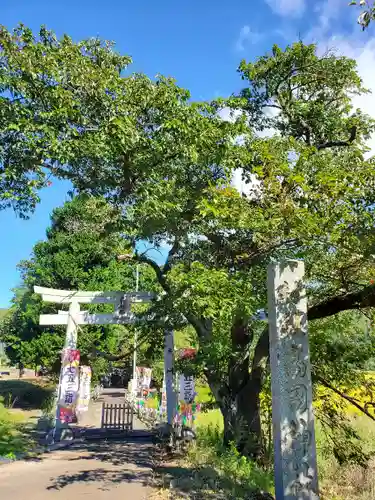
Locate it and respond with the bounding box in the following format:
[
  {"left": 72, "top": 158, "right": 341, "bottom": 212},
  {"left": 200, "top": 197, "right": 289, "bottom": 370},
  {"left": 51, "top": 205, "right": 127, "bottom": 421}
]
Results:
[
  {"left": 203, "top": 317, "right": 268, "bottom": 459},
  {"left": 206, "top": 366, "right": 264, "bottom": 459}
]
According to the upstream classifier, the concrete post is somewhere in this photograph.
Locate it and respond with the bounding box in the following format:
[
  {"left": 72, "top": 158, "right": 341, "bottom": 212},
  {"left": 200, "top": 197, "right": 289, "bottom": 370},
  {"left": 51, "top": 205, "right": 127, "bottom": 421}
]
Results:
[
  {"left": 164, "top": 329, "right": 175, "bottom": 425},
  {"left": 267, "top": 260, "right": 319, "bottom": 500}
]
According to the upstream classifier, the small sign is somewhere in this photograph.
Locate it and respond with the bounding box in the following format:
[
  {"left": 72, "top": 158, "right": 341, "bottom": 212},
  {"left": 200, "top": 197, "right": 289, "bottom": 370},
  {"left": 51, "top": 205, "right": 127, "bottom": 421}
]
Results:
[
  {"left": 179, "top": 374, "right": 195, "bottom": 403},
  {"left": 77, "top": 366, "right": 92, "bottom": 412},
  {"left": 114, "top": 294, "right": 132, "bottom": 319}
]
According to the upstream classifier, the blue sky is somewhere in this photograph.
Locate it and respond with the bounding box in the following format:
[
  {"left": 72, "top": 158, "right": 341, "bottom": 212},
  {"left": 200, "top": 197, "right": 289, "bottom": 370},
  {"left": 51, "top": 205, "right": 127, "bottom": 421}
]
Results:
[{"left": 1, "top": 0, "right": 374, "bottom": 307}]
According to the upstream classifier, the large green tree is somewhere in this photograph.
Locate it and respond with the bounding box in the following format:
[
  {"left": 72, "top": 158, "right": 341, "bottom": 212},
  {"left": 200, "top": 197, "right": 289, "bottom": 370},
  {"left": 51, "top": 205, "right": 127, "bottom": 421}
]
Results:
[
  {"left": 0, "top": 24, "right": 239, "bottom": 217},
  {"left": 126, "top": 43, "right": 375, "bottom": 458},
  {"left": 1, "top": 26, "right": 375, "bottom": 459},
  {"left": 0, "top": 195, "right": 159, "bottom": 378}
]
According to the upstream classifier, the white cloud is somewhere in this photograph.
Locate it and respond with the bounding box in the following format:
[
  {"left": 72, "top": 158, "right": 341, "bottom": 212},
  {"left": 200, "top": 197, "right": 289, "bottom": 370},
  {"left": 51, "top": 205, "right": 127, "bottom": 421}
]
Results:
[
  {"left": 256, "top": 106, "right": 280, "bottom": 139},
  {"left": 264, "top": 0, "right": 305, "bottom": 18},
  {"left": 231, "top": 169, "right": 263, "bottom": 199},
  {"left": 315, "top": 0, "right": 341, "bottom": 30},
  {"left": 235, "top": 25, "right": 262, "bottom": 52},
  {"left": 235, "top": 26, "right": 249, "bottom": 52},
  {"left": 306, "top": 0, "right": 345, "bottom": 42},
  {"left": 217, "top": 107, "right": 242, "bottom": 122},
  {"left": 217, "top": 107, "right": 263, "bottom": 198}
]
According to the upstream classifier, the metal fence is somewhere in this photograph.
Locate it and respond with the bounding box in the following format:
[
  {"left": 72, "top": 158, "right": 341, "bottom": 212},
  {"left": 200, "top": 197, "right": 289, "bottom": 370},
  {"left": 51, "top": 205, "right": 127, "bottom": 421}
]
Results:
[{"left": 101, "top": 403, "right": 133, "bottom": 431}]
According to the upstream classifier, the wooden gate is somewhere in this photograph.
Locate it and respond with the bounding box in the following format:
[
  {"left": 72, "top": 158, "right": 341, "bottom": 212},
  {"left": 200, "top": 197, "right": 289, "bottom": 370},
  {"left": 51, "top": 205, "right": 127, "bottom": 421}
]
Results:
[{"left": 101, "top": 403, "right": 133, "bottom": 431}]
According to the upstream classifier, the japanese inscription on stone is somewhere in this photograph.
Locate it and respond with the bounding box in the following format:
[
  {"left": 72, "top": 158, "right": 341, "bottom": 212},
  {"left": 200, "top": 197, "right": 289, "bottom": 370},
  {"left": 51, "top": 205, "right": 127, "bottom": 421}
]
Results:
[{"left": 267, "top": 260, "right": 319, "bottom": 500}]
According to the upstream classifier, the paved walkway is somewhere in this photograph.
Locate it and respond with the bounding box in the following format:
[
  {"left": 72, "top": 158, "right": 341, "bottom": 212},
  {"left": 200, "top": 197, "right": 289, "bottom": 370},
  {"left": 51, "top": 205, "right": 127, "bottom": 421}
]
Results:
[
  {"left": 0, "top": 440, "right": 155, "bottom": 499},
  {"left": 0, "top": 388, "right": 156, "bottom": 499}
]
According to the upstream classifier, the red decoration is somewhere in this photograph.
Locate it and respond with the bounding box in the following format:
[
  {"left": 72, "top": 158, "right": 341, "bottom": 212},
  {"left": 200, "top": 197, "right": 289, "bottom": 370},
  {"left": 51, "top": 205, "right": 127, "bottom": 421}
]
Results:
[
  {"left": 179, "top": 348, "right": 197, "bottom": 360},
  {"left": 59, "top": 407, "right": 75, "bottom": 423},
  {"left": 61, "top": 349, "right": 80, "bottom": 363}
]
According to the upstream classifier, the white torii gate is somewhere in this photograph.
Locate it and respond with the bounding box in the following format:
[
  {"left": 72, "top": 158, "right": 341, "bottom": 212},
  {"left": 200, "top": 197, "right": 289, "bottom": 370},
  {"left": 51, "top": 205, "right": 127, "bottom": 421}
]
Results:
[
  {"left": 34, "top": 286, "right": 176, "bottom": 430},
  {"left": 35, "top": 286, "right": 155, "bottom": 348},
  {"left": 34, "top": 286, "right": 155, "bottom": 432}
]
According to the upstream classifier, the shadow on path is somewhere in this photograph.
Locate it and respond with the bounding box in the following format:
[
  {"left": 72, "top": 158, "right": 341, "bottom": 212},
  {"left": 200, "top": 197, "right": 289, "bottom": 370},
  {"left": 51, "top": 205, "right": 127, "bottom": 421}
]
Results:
[
  {"left": 46, "top": 440, "right": 154, "bottom": 492},
  {"left": 67, "top": 439, "right": 153, "bottom": 468}
]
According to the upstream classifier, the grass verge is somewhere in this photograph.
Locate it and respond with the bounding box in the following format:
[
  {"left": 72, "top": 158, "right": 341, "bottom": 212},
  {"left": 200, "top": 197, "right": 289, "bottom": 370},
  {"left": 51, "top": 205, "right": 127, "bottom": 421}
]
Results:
[{"left": 0, "top": 402, "right": 38, "bottom": 459}]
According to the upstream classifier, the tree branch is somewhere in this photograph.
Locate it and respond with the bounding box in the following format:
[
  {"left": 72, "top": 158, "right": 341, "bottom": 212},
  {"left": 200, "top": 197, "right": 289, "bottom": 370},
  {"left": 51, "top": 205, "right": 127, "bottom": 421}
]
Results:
[
  {"left": 163, "top": 239, "right": 179, "bottom": 275},
  {"left": 118, "top": 251, "right": 170, "bottom": 293},
  {"left": 118, "top": 251, "right": 211, "bottom": 340},
  {"left": 317, "top": 126, "right": 357, "bottom": 150},
  {"left": 88, "top": 332, "right": 152, "bottom": 361},
  {"left": 253, "top": 283, "right": 375, "bottom": 369},
  {"left": 308, "top": 283, "right": 375, "bottom": 320},
  {"left": 313, "top": 373, "right": 375, "bottom": 422},
  {"left": 262, "top": 103, "right": 282, "bottom": 110}
]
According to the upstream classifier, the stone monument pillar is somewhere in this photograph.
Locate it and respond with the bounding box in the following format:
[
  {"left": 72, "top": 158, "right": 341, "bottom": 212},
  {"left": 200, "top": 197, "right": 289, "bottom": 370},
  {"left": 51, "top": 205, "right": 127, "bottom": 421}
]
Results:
[{"left": 267, "top": 260, "right": 319, "bottom": 500}]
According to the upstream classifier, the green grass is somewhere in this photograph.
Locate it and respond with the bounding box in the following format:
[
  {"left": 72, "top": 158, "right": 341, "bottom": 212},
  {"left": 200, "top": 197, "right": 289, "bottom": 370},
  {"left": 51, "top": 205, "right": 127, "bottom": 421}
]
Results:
[
  {"left": 0, "top": 378, "right": 55, "bottom": 458},
  {"left": 317, "top": 416, "right": 375, "bottom": 500},
  {"left": 179, "top": 382, "right": 375, "bottom": 499},
  {"left": 196, "top": 384, "right": 212, "bottom": 403},
  {"left": 0, "top": 379, "right": 54, "bottom": 410},
  {"left": 189, "top": 407, "right": 375, "bottom": 500},
  {"left": 0, "top": 402, "right": 37, "bottom": 459},
  {"left": 196, "top": 408, "right": 223, "bottom": 429},
  {"left": 194, "top": 384, "right": 224, "bottom": 429},
  {"left": 173, "top": 425, "right": 274, "bottom": 499},
  {"left": 154, "top": 380, "right": 375, "bottom": 496}
]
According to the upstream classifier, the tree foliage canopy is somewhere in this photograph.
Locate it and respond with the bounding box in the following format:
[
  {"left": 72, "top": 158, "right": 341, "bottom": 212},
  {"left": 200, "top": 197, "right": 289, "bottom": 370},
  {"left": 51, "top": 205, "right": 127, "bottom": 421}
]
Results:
[
  {"left": 0, "top": 195, "right": 159, "bottom": 378},
  {"left": 1, "top": 25, "right": 375, "bottom": 458}
]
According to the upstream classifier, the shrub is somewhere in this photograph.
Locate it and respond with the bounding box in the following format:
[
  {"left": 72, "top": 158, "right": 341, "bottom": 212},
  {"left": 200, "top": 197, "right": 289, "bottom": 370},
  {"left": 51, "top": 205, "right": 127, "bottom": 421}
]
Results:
[{"left": 185, "top": 425, "right": 274, "bottom": 499}]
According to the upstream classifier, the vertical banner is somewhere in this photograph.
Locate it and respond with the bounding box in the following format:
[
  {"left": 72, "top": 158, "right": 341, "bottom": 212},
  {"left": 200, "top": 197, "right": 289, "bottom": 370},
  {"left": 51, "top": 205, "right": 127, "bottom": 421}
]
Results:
[
  {"left": 175, "top": 348, "right": 198, "bottom": 426},
  {"left": 142, "top": 367, "right": 152, "bottom": 389},
  {"left": 59, "top": 348, "right": 80, "bottom": 423},
  {"left": 159, "top": 375, "right": 167, "bottom": 417},
  {"left": 179, "top": 374, "right": 195, "bottom": 403},
  {"left": 135, "top": 366, "right": 152, "bottom": 394},
  {"left": 77, "top": 365, "right": 92, "bottom": 412},
  {"left": 135, "top": 366, "right": 141, "bottom": 395}
]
